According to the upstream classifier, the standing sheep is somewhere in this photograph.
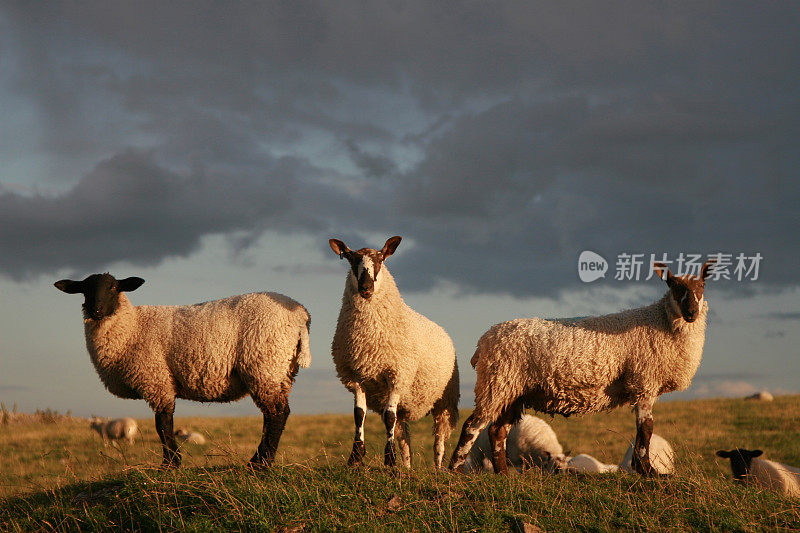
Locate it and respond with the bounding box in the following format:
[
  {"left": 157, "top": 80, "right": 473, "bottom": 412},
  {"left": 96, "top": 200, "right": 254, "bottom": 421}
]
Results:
[
  {"left": 90, "top": 417, "right": 138, "bottom": 446},
  {"left": 55, "top": 273, "right": 310, "bottom": 469},
  {"left": 449, "top": 260, "right": 715, "bottom": 476},
  {"left": 717, "top": 448, "right": 800, "bottom": 497},
  {"left": 329, "top": 236, "right": 459, "bottom": 468},
  {"left": 465, "top": 414, "right": 566, "bottom": 473}
]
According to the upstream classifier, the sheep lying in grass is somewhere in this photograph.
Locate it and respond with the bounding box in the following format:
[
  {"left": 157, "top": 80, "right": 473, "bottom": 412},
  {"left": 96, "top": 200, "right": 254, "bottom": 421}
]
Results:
[
  {"left": 56, "top": 273, "right": 310, "bottom": 469},
  {"left": 745, "top": 391, "right": 774, "bottom": 401},
  {"left": 619, "top": 433, "right": 674, "bottom": 475},
  {"left": 717, "top": 448, "right": 800, "bottom": 497},
  {"left": 329, "top": 236, "right": 459, "bottom": 468},
  {"left": 90, "top": 417, "right": 138, "bottom": 446},
  {"left": 175, "top": 428, "right": 207, "bottom": 445},
  {"left": 565, "top": 454, "right": 619, "bottom": 474},
  {"left": 450, "top": 260, "right": 715, "bottom": 476},
  {"left": 464, "top": 414, "right": 566, "bottom": 473}
]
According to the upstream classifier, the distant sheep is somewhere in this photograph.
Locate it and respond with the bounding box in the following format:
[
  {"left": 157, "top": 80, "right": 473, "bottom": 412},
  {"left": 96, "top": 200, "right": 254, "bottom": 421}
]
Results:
[
  {"left": 329, "top": 236, "right": 459, "bottom": 468},
  {"left": 619, "top": 433, "right": 674, "bottom": 475},
  {"left": 464, "top": 414, "right": 566, "bottom": 473},
  {"left": 56, "top": 273, "right": 310, "bottom": 469},
  {"left": 174, "top": 428, "right": 207, "bottom": 445},
  {"left": 565, "top": 454, "right": 619, "bottom": 474},
  {"left": 745, "top": 391, "right": 774, "bottom": 401},
  {"left": 90, "top": 417, "right": 138, "bottom": 446},
  {"left": 717, "top": 448, "right": 800, "bottom": 497},
  {"left": 450, "top": 261, "right": 715, "bottom": 476}
]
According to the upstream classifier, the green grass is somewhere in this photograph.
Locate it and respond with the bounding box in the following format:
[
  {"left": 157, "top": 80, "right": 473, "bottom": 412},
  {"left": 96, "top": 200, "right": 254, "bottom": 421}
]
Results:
[{"left": 1, "top": 395, "right": 799, "bottom": 531}]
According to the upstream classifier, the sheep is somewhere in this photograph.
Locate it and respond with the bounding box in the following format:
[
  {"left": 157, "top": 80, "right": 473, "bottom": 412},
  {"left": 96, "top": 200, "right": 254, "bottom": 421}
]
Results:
[
  {"left": 745, "top": 391, "right": 774, "bottom": 401},
  {"left": 717, "top": 448, "right": 800, "bottom": 497},
  {"left": 174, "top": 428, "right": 207, "bottom": 445},
  {"left": 90, "top": 417, "right": 138, "bottom": 446},
  {"left": 55, "top": 273, "right": 310, "bottom": 469},
  {"left": 329, "top": 236, "right": 459, "bottom": 468},
  {"left": 449, "top": 260, "right": 715, "bottom": 476},
  {"left": 564, "top": 454, "right": 619, "bottom": 474},
  {"left": 464, "top": 414, "right": 566, "bottom": 473},
  {"left": 619, "top": 433, "right": 674, "bottom": 475}
]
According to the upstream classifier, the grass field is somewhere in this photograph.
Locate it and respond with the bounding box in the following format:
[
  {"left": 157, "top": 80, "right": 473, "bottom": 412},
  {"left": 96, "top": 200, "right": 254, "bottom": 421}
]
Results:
[{"left": 1, "top": 395, "right": 798, "bottom": 531}]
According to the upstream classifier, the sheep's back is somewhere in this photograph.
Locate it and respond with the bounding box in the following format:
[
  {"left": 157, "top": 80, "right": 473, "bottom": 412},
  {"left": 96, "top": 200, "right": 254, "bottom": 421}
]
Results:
[
  {"left": 145, "top": 293, "right": 307, "bottom": 402},
  {"left": 750, "top": 458, "right": 800, "bottom": 497}
]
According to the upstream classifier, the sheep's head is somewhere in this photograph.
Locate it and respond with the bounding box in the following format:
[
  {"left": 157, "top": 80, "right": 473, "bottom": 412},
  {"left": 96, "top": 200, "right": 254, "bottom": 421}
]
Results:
[
  {"left": 716, "top": 448, "right": 762, "bottom": 481},
  {"left": 329, "top": 236, "right": 402, "bottom": 299},
  {"left": 653, "top": 260, "right": 715, "bottom": 323},
  {"left": 54, "top": 273, "right": 145, "bottom": 321}
]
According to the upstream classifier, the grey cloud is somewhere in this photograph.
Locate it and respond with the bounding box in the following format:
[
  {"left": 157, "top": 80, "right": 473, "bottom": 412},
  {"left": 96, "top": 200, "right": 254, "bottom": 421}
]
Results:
[
  {"left": 1, "top": 3, "right": 798, "bottom": 298},
  {"left": 0, "top": 150, "right": 314, "bottom": 280}
]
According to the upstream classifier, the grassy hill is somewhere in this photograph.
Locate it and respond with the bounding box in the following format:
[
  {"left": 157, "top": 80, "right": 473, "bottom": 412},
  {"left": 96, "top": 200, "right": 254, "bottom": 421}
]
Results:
[{"left": 1, "top": 395, "right": 798, "bottom": 531}]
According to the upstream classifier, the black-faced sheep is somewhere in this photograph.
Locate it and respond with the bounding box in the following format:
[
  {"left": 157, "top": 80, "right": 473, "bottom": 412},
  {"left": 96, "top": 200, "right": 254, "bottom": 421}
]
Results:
[
  {"left": 449, "top": 261, "right": 715, "bottom": 476},
  {"left": 717, "top": 448, "right": 800, "bottom": 497},
  {"left": 56, "top": 273, "right": 310, "bottom": 469},
  {"left": 329, "top": 236, "right": 459, "bottom": 468}
]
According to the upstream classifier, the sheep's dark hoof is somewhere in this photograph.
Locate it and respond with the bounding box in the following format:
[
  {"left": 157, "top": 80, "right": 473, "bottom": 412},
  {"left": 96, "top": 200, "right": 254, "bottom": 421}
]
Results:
[
  {"left": 160, "top": 455, "right": 181, "bottom": 470},
  {"left": 347, "top": 441, "right": 366, "bottom": 466},
  {"left": 632, "top": 458, "right": 657, "bottom": 477},
  {"left": 384, "top": 442, "right": 397, "bottom": 467},
  {"left": 249, "top": 453, "right": 274, "bottom": 470}
]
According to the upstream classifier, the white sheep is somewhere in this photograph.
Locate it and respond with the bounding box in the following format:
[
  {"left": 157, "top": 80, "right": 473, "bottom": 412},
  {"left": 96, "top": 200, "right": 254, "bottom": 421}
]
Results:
[
  {"left": 619, "top": 433, "right": 674, "bottom": 475},
  {"left": 565, "top": 454, "right": 619, "bottom": 474},
  {"left": 745, "top": 391, "right": 774, "bottom": 401},
  {"left": 464, "top": 414, "right": 566, "bottom": 473},
  {"left": 329, "top": 236, "right": 459, "bottom": 468},
  {"left": 55, "top": 273, "right": 310, "bottom": 469},
  {"left": 174, "top": 428, "right": 207, "bottom": 445},
  {"left": 717, "top": 448, "right": 800, "bottom": 497},
  {"left": 449, "top": 260, "right": 715, "bottom": 476},
  {"left": 90, "top": 417, "right": 138, "bottom": 446}
]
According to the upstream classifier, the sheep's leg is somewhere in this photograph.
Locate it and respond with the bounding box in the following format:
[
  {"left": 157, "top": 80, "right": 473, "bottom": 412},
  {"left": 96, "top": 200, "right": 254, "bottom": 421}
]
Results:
[
  {"left": 251, "top": 391, "right": 291, "bottom": 468},
  {"left": 633, "top": 398, "right": 656, "bottom": 477},
  {"left": 154, "top": 405, "right": 180, "bottom": 469},
  {"left": 489, "top": 405, "right": 520, "bottom": 475},
  {"left": 348, "top": 384, "right": 368, "bottom": 466},
  {"left": 395, "top": 418, "right": 412, "bottom": 469},
  {"left": 432, "top": 363, "right": 459, "bottom": 468},
  {"left": 382, "top": 390, "right": 400, "bottom": 467},
  {"left": 448, "top": 411, "right": 491, "bottom": 472}
]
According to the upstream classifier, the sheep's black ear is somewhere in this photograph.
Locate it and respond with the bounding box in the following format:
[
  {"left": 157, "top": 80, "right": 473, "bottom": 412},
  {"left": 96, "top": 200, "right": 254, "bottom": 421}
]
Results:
[
  {"left": 653, "top": 262, "right": 672, "bottom": 283},
  {"left": 749, "top": 449, "right": 763, "bottom": 458},
  {"left": 54, "top": 279, "right": 83, "bottom": 294},
  {"left": 381, "top": 236, "right": 402, "bottom": 259},
  {"left": 716, "top": 450, "right": 731, "bottom": 458},
  {"left": 118, "top": 277, "right": 145, "bottom": 292},
  {"left": 329, "top": 238, "right": 350, "bottom": 258}
]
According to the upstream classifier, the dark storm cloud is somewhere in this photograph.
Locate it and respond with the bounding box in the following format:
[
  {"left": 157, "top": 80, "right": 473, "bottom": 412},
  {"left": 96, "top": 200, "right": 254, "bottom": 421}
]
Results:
[{"left": 1, "top": 2, "right": 798, "bottom": 297}]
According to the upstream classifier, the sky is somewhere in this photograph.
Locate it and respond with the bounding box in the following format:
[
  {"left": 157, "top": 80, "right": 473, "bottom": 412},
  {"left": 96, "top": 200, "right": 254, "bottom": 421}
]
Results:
[{"left": 0, "top": 2, "right": 798, "bottom": 419}]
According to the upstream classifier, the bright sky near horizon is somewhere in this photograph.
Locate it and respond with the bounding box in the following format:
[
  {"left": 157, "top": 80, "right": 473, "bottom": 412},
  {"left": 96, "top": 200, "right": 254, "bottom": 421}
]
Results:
[{"left": 1, "top": 3, "right": 798, "bottom": 418}]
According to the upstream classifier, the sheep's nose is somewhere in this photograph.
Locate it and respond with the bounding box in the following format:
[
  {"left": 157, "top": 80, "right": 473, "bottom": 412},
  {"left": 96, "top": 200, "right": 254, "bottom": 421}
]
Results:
[{"left": 359, "top": 289, "right": 373, "bottom": 299}]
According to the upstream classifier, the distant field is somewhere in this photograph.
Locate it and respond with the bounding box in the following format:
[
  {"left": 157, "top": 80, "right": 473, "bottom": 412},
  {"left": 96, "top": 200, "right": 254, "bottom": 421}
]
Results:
[{"left": 1, "top": 395, "right": 798, "bottom": 531}]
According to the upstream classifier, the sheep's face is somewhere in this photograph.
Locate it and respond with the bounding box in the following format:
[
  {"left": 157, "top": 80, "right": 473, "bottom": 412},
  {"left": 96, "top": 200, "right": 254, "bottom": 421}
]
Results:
[
  {"left": 329, "top": 236, "right": 402, "bottom": 299},
  {"left": 54, "top": 273, "right": 145, "bottom": 321},
  {"left": 653, "top": 260, "right": 715, "bottom": 323},
  {"left": 716, "top": 448, "right": 762, "bottom": 481}
]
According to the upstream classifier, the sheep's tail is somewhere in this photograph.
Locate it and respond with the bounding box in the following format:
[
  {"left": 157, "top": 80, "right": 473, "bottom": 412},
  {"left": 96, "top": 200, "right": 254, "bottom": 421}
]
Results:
[{"left": 296, "top": 315, "right": 311, "bottom": 369}]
